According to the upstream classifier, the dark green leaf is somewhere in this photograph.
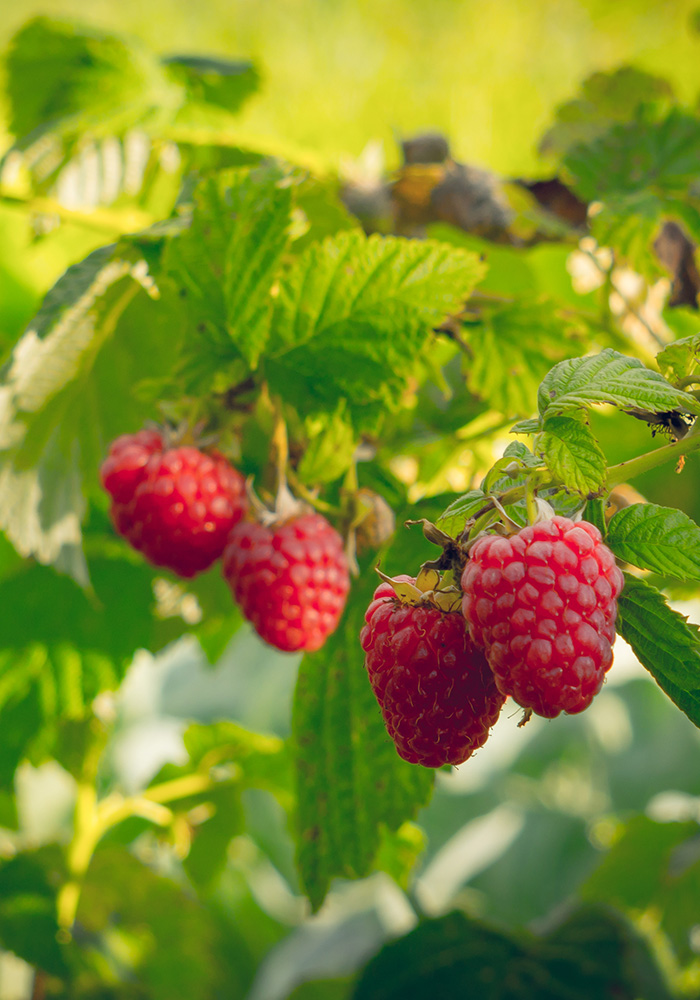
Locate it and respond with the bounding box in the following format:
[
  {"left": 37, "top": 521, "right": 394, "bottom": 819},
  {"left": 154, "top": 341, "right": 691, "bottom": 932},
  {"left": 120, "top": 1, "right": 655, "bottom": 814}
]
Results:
[
  {"left": 583, "top": 497, "right": 607, "bottom": 535},
  {"left": 353, "top": 904, "right": 671, "bottom": 1000},
  {"left": 608, "top": 503, "right": 700, "bottom": 581},
  {"left": 0, "top": 849, "right": 69, "bottom": 978},
  {"left": 293, "top": 572, "right": 434, "bottom": 911},
  {"left": 539, "top": 415, "right": 607, "bottom": 495},
  {"left": 78, "top": 846, "right": 231, "bottom": 1000},
  {"left": 538, "top": 349, "right": 700, "bottom": 419},
  {"left": 616, "top": 574, "right": 700, "bottom": 727},
  {"left": 562, "top": 111, "right": 700, "bottom": 272}
]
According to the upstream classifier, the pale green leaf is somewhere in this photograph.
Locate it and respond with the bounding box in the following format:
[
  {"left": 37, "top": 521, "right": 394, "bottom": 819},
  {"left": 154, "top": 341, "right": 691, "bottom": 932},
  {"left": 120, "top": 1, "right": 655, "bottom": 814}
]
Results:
[
  {"left": 539, "top": 415, "right": 607, "bottom": 495},
  {"left": 656, "top": 333, "right": 700, "bottom": 385},
  {"left": 0, "top": 248, "right": 153, "bottom": 581},
  {"left": 3, "top": 18, "right": 260, "bottom": 205}
]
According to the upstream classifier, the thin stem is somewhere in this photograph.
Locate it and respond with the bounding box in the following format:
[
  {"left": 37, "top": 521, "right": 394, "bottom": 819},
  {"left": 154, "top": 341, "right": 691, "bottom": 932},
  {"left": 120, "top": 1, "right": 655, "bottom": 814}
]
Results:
[
  {"left": 31, "top": 970, "right": 46, "bottom": 1000},
  {"left": 0, "top": 190, "right": 152, "bottom": 235},
  {"left": 525, "top": 476, "right": 538, "bottom": 524},
  {"left": 607, "top": 429, "right": 700, "bottom": 488},
  {"left": 583, "top": 247, "right": 666, "bottom": 351},
  {"left": 287, "top": 469, "right": 338, "bottom": 514},
  {"left": 271, "top": 396, "right": 290, "bottom": 504}
]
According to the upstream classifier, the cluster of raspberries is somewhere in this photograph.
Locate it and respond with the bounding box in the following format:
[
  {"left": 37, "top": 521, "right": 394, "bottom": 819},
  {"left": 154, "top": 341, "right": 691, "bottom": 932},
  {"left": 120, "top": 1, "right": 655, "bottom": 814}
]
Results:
[
  {"left": 101, "top": 431, "right": 350, "bottom": 653},
  {"left": 361, "top": 517, "right": 624, "bottom": 768}
]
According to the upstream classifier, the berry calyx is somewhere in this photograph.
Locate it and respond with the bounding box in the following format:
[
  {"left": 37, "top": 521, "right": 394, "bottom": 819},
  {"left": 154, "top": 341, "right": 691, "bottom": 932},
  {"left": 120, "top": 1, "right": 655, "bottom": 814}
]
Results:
[
  {"left": 361, "top": 570, "right": 506, "bottom": 768},
  {"left": 222, "top": 510, "right": 350, "bottom": 653},
  {"left": 461, "top": 516, "right": 624, "bottom": 718},
  {"left": 101, "top": 430, "right": 247, "bottom": 578}
]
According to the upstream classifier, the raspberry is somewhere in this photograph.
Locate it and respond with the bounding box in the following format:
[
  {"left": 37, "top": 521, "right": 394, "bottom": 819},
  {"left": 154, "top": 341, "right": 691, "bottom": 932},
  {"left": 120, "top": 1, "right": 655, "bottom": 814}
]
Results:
[
  {"left": 101, "top": 432, "right": 247, "bottom": 578},
  {"left": 361, "top": 576, "right": 506, "bottom": 768},
  {"left": 461, "top": 517, "right": 624, "bottom": 718},
  {"left": 222, "top": 512, "right": 350, "bottom": 653}
]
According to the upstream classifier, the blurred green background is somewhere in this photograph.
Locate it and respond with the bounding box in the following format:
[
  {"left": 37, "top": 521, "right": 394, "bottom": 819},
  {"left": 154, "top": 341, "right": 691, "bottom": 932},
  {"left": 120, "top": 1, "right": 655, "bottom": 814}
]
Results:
[{"left": 2, "top": 0, "right": 700, "bottom": 175}]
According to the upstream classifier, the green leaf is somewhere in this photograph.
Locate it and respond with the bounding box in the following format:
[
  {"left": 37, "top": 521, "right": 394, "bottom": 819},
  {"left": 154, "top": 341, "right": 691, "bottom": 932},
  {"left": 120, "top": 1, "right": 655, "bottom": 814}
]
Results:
[
  {"left": 78, "top": 846, "right": 237, "bottom": 1000},
  {"left": 266, "top": 231, "right": 485, "bottom": 421},
  {"left": 583, "top": 497, "right": 607, "bottom": 535},
  {"left": 565, "top": 110, "right": 700, "bottom": 205},
  {"left": 562, "top": 111, "right": 700, "bottom": 272},
  {"left": 459, "top": 299, "right": 588, "bottom": 416},
  {"left": 608, "top": 503, "right": 700, "bottom": 581},
  {"left": 373, "top": 822, "right": 426, "bottom": 891},
  {"left": 292, "top": 175, "right": 361, "bottom": 251},
  {"left": 511, "top": 417, "right": 541, "bottom": 435},
  {"left": 166, "top": 166, "right": 294, "bottom": 372},
  {"left": 582, "top": 815, "right": 700, "bottom": 964},
  {"left": 0, "top": 244, "right": 183, "bottom": 582},
  {"left": 0, "top": 849, "right": 69, "bottom": 978},
  {"left": 539, "top": 415, "right": 607, "bottom": 495},
  {"left": 537, "top": 349, "right": 700, "bottom": 420},
  {"left": 436, "top": 489, "right": 487, "bottom": 537},
  {"left": 656, "top": 333, "right": 700, "bottom": 385},
  {"left": 353, "top": 904, "right": 671, "bottom": 1000},
  {"left": 293, "top": 576, "right": 434, "bottom": 911},
  {"left": 3, "top": 19, "right": 260, "bottom": 204},
  {"left": 541, "top": 66, "right": 675, "bottom": 161},
  {"left": 297, "top": 402, "right": 357, "bottom": 485},
  {"left": 146, "top": 720, "right": 287, "bottom": 891},
  {"left": 163, "top": 54, "right": 259, "bottom": 114},
  {"left": 616, "top": 574, "right": 700, "bottom": 727}
]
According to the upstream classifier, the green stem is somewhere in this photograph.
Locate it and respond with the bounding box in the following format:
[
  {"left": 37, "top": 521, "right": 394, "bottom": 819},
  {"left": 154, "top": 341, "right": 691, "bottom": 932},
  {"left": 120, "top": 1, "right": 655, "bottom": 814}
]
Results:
[
  {"left": 0, "top": 190, "right": 152, "bottom": 235},
  {"left": 56, "top": 766, "right": 237, "bottom": 935},
  {"left": 525, "top": 476, "right": 538, "bottom": 524},
  {"left": 607, "top": 429, "right": 700, "bottom": 489}
]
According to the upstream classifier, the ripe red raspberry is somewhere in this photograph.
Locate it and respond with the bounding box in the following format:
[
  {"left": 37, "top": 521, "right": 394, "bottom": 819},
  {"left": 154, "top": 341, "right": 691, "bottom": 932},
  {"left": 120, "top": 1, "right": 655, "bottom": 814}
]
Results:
[
  {"left": 101, "top": 431, "right": 247, "bottom": 578},
  {"left": 222, "top": 512, "right": 350, "bottom": 653},
  {"left": 461, "top": 517, "right": 624, "bottom": 718},
  {"left": 361, "top": 577, "right": 506, "bottom": 768}
]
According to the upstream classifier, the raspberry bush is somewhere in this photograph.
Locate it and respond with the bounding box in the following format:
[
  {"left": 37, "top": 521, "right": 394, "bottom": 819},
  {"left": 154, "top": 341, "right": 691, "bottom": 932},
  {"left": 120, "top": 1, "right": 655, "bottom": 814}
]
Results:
[{"left": 2, "top": 16, "right": 700, "bottom": 1000}]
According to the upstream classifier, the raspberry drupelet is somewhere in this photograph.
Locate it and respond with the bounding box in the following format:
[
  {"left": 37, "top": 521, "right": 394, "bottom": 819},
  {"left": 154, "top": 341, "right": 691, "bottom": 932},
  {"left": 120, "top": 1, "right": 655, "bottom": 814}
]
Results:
[
  {"left": 362, "top": 576, "right": 506, "bottom": 767},
  {"left": 461, "top": 517, "right": 624, "bottom": 718},
  {"left": 101, "top": 431, "right": 247, "bottom": 578},
  {"left": 222, "top": 512, "right": 350, "bottom": 653}
]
